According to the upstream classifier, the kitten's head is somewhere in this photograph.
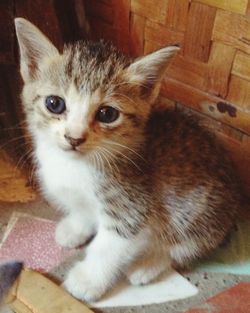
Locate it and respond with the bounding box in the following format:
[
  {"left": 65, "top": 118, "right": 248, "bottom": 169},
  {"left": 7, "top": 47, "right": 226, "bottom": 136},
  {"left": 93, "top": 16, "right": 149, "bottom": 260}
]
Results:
[
  {"left": 15, "top": 18, "right": 178, "bottom": 160},
  {"left": 0, "top": 261, "right": 23, "bottom": 302}
]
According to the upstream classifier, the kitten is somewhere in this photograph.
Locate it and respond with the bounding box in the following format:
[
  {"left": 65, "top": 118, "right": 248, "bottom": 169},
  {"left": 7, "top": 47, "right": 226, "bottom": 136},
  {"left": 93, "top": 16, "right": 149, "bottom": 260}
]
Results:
[
  {"left": 15, "top": 18, "right": 242, "bottom": 302},
  {"left": 0, "top": 261, "right": 23, "bottom": 313}
]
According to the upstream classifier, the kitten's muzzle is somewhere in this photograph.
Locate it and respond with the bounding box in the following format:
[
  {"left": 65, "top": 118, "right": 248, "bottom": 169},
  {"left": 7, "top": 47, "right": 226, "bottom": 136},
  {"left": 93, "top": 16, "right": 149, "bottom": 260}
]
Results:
[{"left": 64, "top": 134, "right": 86, "bottom": 148}]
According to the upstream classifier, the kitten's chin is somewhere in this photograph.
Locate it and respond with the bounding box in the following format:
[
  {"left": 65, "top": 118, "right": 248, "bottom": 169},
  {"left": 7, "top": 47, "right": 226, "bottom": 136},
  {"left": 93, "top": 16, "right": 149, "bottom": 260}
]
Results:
[{"left": 60, "top": 145, "right": 89, "bottom": 158}]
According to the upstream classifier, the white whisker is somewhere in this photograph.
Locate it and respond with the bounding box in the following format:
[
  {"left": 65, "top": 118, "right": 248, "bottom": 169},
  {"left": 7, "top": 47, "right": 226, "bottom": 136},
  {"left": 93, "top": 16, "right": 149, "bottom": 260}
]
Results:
[
  {"left": 107, "top": 146, "right": 143, "bottom": 172},
  {"left": 12, "top": 147, "right": 34, "bottom": 177},
  {"left": 99, "top": 146, "right": 120, "bottom": 175},
  {"left": 103, "top": 139, "right": 146, "bottom": 163},
  {"left": 0, "top": 134, "right": 32, "bottom": 150},
  {"left": 29, "top": 161, "right": 38, "bottom": 187},
  {"left": 91, "top": 151, "right": 98, "bottom": 170},
  {"left": 97, "top": 148, "right": 113, "bottom": 173},
  {"left": 0, "top": 120, "right": 27, "bottom": 132},
  {"left": 95, "top": 151, "right": 105, "bottom": 175}
]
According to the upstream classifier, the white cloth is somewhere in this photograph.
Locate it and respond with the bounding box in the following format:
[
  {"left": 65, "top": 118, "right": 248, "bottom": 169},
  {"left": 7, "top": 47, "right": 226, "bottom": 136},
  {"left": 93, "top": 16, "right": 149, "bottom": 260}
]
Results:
[{"left": 92, "top": 270, "right": 198, "bottom": 308}]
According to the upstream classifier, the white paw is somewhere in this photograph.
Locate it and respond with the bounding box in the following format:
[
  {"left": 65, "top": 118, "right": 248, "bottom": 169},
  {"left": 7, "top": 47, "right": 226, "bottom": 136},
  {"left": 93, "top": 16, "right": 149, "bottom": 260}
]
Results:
[
  {"left": 128, "top": 266, "right": 164, "bottom": 286},
  {"left": 63, "top": 262, "right": 106, "bottom": 302},
  {"left": 55, "top": 217, "right": 94, "bottom": 248}
]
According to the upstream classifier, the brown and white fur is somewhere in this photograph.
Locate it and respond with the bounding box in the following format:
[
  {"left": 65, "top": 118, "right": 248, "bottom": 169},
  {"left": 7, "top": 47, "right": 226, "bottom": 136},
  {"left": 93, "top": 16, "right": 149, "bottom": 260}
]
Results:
[{"left": 15, "top": 18, "right": 242, "bottom": 302}]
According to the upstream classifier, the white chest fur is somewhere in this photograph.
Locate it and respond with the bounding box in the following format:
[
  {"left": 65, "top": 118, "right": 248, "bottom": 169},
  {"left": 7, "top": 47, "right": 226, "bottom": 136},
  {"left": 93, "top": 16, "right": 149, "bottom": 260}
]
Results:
[{"left": 35, "top": 141, "right": 103, "bottom": 215}]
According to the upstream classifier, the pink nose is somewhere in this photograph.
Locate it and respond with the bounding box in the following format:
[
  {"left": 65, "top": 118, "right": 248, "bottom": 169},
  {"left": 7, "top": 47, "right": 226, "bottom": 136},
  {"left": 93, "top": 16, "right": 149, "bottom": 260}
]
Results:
[{"left": 64, "top": 134, "right": 86, "bottom": 147}]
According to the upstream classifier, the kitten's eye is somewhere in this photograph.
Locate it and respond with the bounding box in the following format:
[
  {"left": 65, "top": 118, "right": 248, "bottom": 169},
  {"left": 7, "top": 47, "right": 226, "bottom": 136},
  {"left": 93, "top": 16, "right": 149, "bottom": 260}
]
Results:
[
  {"left": 45, "top": 96, "right": 66, "bottom": 114},
  {"left": 96, "top": 106, "right": 120, "bottom": 124}
]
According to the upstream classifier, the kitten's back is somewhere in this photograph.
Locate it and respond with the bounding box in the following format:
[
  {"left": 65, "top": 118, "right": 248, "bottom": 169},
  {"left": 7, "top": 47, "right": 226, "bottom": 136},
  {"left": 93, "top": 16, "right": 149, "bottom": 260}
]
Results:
[{"left": 146, "top": 110, "right": 242, "bottom": 266}]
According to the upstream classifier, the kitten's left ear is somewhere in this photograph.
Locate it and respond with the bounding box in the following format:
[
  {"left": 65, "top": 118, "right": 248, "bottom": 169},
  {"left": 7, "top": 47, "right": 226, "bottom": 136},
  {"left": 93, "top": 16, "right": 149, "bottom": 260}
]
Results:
[
  {"left": 126, "top": 46, "right": 179, "bottom": 102},
  {"left": 15, "top": 18, "right": 59, "bottom": 82}
]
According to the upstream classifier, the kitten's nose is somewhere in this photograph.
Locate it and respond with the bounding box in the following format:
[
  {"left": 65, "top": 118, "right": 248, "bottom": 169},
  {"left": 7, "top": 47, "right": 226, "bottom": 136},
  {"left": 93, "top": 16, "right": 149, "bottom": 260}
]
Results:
[{"left": 64, "top": 134, "right": 86, "bottom": 147}]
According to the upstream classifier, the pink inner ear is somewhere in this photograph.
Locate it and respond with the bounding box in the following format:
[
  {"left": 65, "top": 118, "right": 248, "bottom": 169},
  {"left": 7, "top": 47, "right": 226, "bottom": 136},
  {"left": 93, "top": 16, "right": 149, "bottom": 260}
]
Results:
[{"left": 0, "top": 215, "right": 77, "bottom": 272}]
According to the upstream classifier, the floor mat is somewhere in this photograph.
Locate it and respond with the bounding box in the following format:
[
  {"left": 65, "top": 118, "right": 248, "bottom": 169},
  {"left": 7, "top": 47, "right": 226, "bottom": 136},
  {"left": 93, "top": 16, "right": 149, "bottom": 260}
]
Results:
[
  {"left": 0, "top": 212, "right": 76, "bottom": 272},
  {"left": 184, "top": 282, "right": 250, "bottom": 313},
  {"left": 0, "top": 212, "right": 198, "bottom": 307}
]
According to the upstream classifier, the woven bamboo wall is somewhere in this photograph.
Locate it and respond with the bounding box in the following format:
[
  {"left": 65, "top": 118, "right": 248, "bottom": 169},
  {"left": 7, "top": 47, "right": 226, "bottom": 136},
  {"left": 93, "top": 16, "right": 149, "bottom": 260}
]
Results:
[{"left": 85, "top": 0, "right": 250, "bottom": 194}]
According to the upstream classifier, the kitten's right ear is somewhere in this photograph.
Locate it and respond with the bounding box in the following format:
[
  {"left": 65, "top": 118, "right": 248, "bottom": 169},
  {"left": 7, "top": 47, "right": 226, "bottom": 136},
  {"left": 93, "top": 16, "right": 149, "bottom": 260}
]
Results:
[
  {"left": 14, "top": 18, "right": 59, "bottom": 82},
  {"left": 125, "top": 46, "right": 179, "bottom": 103}
]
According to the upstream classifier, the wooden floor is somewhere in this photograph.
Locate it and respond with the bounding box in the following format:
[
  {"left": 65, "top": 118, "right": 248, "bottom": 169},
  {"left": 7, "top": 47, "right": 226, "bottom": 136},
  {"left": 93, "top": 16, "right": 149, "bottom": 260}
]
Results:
[{"left": 0, "top": 151, "right": 36, "bottom": 203}]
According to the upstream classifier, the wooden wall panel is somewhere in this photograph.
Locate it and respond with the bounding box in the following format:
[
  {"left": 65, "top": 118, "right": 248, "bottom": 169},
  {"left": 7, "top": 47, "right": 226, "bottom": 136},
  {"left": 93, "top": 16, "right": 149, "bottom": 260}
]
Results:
[
  {"left": 212, "top": 10, "right": 250, "bottom": 55},
  {"left": 165, "top": 0, "right": 189, "bottom": 32},
  {"left": 16, "top": 0, "right": 63, "bottom": 49},
  {"left": 144, "top": 20, "right": 184, "bottom": 47},
  {"left": 167, "top": 56, "right": 208, "bottom": 90},
  {"left": 247, "top": 0, "right": 250, "bottom": 16},
  {"left": 227, "top": 75, "right": 250, "bottom": 110},
  {"left": 162, "top": 78, "right": 250, "bottom": 135},
  {"left": 184, "top": 3, "right": 216, "bottom": 62},
  {"left": 85, "top": 1, "right": 114, "bottom": 25},
  {"left": 0, "top": 1, "right": 14, "bottom": 64},
  {"left": 113, "top": 0, "right": 130, "bottom": 54},
  {"left": 232, "top": 51, "right": 250, "bottom": 81},
  {"left": 194, "top": 0, "right": 248, "bottom": 14},
  {"left": 207, "top": 42, "right": 235, "bottom": 97},
  {"left": 130, "top": 13, "right": 145, "bottom": 56},
  {"left": 144, "top": 40, "right": 162, "bottom": 54},
  {"left": 89, "top": 20, "right": 115, "bottom": 43},
  {"left": 131, "top": 0, "right": 168, "bottom": 24}
]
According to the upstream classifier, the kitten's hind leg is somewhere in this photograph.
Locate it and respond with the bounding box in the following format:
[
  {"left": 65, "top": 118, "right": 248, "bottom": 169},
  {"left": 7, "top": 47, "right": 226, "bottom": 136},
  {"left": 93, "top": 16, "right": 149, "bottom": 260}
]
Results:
[
  {"left": 128, "top": 262, "right": 167, "bottom": 286},
  {"left": 55, "top": 212, "right": 97, "bottom": 248},
  {"left": 127, "top": 252, "right": 170, "bottom": 285},
  {"left": 170, "top": 237, "right": 212, "bottom": 269}
]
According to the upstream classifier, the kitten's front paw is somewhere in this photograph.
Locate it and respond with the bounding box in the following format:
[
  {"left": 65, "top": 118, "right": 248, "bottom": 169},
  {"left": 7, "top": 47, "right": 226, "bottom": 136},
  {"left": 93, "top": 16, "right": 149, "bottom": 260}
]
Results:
[
  {"left": 63, "top": 262, "right": 106, "bottom": 302},
  {"left": 55, "top": 217, "right": 94, "bottom": 248}
]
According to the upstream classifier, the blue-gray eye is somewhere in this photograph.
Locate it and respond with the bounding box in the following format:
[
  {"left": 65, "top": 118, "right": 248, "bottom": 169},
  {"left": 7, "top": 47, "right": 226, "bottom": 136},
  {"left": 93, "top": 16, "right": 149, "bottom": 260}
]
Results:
[
  {"left": 96, "top": 106, "right": 119, "bottom": 123},
  {"left": 45, "top": 96, "right": 66, "bottom": 114}
]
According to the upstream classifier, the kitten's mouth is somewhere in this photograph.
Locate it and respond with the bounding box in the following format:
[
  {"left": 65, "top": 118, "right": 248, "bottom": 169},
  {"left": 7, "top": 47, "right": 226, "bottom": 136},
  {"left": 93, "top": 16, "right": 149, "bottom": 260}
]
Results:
[
  {"left": 60, "top": 142, "right": 89, "bottom": 155},
  {"left": 70, "top": 147, "right": 81, "bottom": 153},
  {"left": 62, "top": 145, "right": 80, "bottom": 153},
  {"left": 63, "top": 145, "right": 87, "bottom": 155}
]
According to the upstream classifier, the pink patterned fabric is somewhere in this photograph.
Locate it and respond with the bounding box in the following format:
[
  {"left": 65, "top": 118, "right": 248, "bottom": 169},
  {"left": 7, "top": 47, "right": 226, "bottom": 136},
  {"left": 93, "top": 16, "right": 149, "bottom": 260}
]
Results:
[{"left": 0, "top": 216, "right": 76, "bottom": 272}]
